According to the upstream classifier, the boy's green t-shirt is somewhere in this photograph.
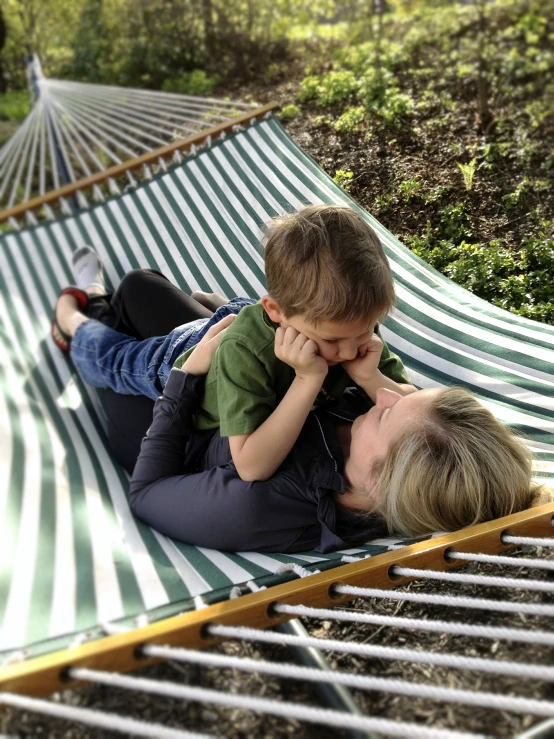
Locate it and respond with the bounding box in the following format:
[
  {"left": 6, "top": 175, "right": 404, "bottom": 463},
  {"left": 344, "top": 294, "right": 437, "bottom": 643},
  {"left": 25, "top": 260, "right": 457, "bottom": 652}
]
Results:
[{"left": 174, "top": 301, "right": 410, "bottom": 437}]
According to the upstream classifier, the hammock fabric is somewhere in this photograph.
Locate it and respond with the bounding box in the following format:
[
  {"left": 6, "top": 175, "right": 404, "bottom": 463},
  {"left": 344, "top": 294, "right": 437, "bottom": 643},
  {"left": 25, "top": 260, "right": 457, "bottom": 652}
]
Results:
[{"left": 1, "top": 114, "right": 553, "bottom": 664}]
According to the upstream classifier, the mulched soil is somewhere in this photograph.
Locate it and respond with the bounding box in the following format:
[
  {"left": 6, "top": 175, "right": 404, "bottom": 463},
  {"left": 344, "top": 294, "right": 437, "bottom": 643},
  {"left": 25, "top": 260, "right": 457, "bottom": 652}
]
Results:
[
  {"left": 221, "top": 55, "right": 553, "bottom": 319},
  {"left": 2, "top": 550, "right": 554, "bottom": 738}
]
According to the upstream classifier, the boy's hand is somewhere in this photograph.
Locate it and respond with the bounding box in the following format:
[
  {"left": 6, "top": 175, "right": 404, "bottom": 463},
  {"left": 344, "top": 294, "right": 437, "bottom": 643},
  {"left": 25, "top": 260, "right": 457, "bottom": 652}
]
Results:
[
  {"left": 275, "top": 326, "right": 328, "bottom": 382},
  {"left": 342, "top": 332, "right": 383, "bottom": 386}
]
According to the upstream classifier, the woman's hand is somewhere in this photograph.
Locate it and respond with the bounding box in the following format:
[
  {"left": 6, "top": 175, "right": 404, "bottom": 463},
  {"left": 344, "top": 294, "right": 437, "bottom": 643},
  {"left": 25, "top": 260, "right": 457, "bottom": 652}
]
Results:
[{"left": 182, "top": 313, "right": 236, "bottom": 376}]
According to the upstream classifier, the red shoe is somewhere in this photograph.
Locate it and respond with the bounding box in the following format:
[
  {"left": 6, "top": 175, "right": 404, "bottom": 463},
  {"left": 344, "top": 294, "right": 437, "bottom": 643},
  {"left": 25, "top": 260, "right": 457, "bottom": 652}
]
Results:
[{"left": 51, "top": 286, "right": 89, "bottom": 352}]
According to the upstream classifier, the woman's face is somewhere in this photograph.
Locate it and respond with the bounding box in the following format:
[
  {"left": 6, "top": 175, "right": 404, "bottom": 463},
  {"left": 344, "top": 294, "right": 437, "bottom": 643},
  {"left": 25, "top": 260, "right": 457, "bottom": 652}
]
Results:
[{"left": 344, "top": 387, "right": 441, "bottom": 506}]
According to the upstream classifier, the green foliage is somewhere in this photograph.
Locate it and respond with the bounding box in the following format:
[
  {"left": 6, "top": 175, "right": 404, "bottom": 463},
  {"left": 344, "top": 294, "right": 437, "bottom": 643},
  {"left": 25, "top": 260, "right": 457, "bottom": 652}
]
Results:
[
  {"left": 358, "top": 68, "right": 391, "bottom": 107},
  {"left": 377, "top": 88, "right": 414, "bottom": 127},
  {"left": 408, "top": 210, "right": 554, "bottom": 324},
  {"left": 438, "top": 203, "right": 469, "bottom": 242},
  {"left": 334, "top": 39, "right": 403, "bottom": 76},
  {"left": 0, "top": 90, "right": 30, "bottom": 121},
  {"left": 333, "top": 169, "right": 354, "bottom": 191},
  {"left": 297, "top": 75, "right": 321, "bottom": 102},
  {"left": 312, "top": 114, "right": 332, "bottom": 128},
  {"left": 265, "top": 62, "right": 286, "bottom": 81},
  {"left": 279, "top": 104, "right": 300, "bottom": 121},
  {"left": 334, "top": 106, "right": 366, "bottom": 133},
  {"left": 525, "top": 97, "right": 552, "bottom": 128},
  {"left": 1, "top": 0, "right": 298, "bottom": 91},
  {"left": 398, "top": 178, "right": 423, "bottom": 202},
  {"left": 502, "top": 178, "right": 530, "bottom": 209},
  {"left": 161, "top": 70, "right": 219, "bottom": 96},
  {"left": 456, "top": 158, "right": 478, "bottom": 191},
  {"left": 298, "top": 70, "right": 360, "bottom": 106}
]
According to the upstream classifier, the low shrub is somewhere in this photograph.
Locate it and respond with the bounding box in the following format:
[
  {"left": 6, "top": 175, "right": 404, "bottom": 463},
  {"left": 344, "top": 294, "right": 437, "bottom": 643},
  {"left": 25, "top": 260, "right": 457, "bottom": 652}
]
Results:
[
  {"left": 0, "top": 90, "right": 31, "bottom": 122},
  {"left": 279, "top": 104, "right": 300, "bottom": 121},
  {"left": 333, "top": 169, "right": 354, "bottom": 191},
  {"left": 334, "top": 106, "right": 366, "bottom": 133},
  {"left": 408, "top": 221, "right": 554, "bottom": 323},
  {"left": 161, "top": 70, "right": 220, "bottom": 96},
  {"left": 298, "top": 70, "right": 359, "bottom": 106}
]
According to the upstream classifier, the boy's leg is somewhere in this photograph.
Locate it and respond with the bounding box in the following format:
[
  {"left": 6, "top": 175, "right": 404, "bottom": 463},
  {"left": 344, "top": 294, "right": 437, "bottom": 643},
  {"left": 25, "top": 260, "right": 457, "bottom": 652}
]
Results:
[
  {"left": 54, "top": 291, "right": 172, "bottom": 400},
  {"left": 111, "top": 269, "right": 213, "bottom": 339},
  {"left": 70, "top": 319, "right": 170, "bottom": 401}
]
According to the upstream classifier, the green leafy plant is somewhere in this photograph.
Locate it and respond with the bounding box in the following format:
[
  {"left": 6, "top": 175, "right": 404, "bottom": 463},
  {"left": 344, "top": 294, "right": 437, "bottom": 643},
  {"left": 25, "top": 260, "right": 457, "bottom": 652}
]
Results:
[
  {"left": 456, "top": 158, "right": 478, "bottom": 191},
  {"left": 316, "top": 71, "right": 360, "bottom": 106},
  {"left": 0, "top": 91, "right": 31, "bottom": 122},
  {"left": 297, "top": 75, "right": 321, "bottom": 102},
  {"left": 398, "top": 177, "right": 423, "bottom": 202},
  {"left": 279, "top": 104, "right": 300, "bottom": 121},
  {"left": 161, "top": 70, "right": 219, "bottom": 96},
  {"left": 333, "top": 170, "right": 354, "bottom": 191},
  {"left": 438, "top": 203, "right": 469, "bottom": 241},
  {"left": 312, "top": 115, "right": 332, "bottom": 128},
  {"left": 408, "top": 221, "right": 554, "bottom": 325},
  {"left": 502, "top": 177, "right": 530, "bottom": 209},
  {"left": 334, "top": 106, "right": 366, "bottom": 133}
]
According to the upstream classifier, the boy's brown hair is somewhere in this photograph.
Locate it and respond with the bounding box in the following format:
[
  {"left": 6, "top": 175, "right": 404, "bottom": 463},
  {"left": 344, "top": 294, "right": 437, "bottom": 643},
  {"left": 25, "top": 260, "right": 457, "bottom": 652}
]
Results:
[{"left": 263, "top": 204, "right": 396, "bottom": 324}]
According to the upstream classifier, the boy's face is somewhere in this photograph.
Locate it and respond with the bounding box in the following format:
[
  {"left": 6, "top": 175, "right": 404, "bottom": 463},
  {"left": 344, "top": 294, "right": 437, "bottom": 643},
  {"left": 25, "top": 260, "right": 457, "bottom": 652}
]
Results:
[{"left": 262, "top": 296, "right": 377, "bottom": 365}]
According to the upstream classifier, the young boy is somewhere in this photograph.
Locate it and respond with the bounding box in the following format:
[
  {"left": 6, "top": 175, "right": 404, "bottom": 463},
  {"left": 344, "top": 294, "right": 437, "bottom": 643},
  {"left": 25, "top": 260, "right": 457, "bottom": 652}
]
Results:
[
  {"left": 173, "top": 204, "right": 415, "bottom": 481},
  {"left": 61, "top": 205, "right": 415, "bottom": 482}
]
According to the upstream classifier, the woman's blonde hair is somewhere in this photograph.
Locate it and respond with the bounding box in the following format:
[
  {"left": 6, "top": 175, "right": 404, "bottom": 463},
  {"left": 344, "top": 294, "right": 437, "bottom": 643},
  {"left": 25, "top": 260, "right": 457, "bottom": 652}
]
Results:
[{"left": 372, "top": 387, "right": 539, "bottom": 536}]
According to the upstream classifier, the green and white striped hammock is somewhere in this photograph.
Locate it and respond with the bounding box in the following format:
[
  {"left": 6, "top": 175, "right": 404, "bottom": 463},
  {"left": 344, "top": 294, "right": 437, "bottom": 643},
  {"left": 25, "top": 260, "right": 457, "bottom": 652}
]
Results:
[{"left": 1, "top": 114, "right": 553, "bottom": 664}]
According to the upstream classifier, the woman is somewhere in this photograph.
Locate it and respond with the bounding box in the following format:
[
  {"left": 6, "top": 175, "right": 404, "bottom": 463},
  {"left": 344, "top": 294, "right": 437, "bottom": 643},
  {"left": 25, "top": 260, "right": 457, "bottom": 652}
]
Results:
[{"left": 53, "top": 256, "right": 538, "bottom": 552}]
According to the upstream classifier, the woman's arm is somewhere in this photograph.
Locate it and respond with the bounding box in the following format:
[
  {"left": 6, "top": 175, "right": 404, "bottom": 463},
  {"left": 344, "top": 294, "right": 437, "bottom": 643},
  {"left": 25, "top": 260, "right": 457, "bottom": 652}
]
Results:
[
  {"left": 129, "top": 368, "right": 204, "bottom": 491},
  {"left": 129, "top": 368, "right": 260, "bottom": 548},
  {"left": 128, "top": 367, "right": 321, "bottom": 551}
]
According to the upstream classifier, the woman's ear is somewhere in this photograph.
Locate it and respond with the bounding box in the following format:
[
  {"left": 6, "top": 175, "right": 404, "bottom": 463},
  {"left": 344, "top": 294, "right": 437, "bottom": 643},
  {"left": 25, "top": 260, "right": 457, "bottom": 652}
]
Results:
[{"left": 261, "top": 295, "right": 286, "bottom": 323}]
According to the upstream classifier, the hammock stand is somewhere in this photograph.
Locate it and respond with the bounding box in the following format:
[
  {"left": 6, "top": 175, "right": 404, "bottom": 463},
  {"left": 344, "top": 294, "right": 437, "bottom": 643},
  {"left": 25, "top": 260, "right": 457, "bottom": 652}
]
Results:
[{"left": 1, "top": 63, "right": 554, "bottom": 737}]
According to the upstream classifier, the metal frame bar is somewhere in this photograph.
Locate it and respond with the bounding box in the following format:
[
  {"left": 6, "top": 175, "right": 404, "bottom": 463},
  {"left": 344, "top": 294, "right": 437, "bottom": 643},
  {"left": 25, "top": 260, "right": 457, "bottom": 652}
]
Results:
[{"left": 1, "top": 501, "right": 552, "bottom": 699}]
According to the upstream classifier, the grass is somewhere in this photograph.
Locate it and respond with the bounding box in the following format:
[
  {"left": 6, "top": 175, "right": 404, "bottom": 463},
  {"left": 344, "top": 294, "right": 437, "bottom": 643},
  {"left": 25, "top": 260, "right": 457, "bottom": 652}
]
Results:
[{"left": 0, "top": 90, "right": 31, "bottom": 122}]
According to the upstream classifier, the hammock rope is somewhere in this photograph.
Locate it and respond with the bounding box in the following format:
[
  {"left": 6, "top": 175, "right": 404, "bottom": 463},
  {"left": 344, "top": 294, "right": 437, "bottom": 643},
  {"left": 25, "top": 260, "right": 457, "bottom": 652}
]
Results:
[
  {"left": 503, "top": 535, "right": 554, "bottom": 547},
  {"left": 447, "top": 549, "right": 554, "bottom": 570},
  {"left": 207, "top": 624, "right": 554, "bottom": 681},
  {"left": 391, "top": 566, "right": 554, "bottom": 591},
  {"left": 335, "top": 583, "right": 554, "bottom": 616},
  {"left": 273, "top": 602, "right": 554, "bottom": 646},
  {"left": 0, "top": 55, "right": 258, "bottom": 217},
  {"left": 66, "top": 667, "right": 485, "bottom": 739},
  {"left": 138, "top": 645, "right": 554, "bottom": 717},
  {"left": 2, "top": 507, "right": 553, "bottom": 734},
  {"left": 0, "top": 691, "right": 211, "bottom": 738}
]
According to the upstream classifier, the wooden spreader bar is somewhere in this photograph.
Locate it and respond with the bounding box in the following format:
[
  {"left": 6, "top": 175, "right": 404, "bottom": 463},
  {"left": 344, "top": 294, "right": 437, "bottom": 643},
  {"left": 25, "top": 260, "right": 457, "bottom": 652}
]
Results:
[
  {"left": 1, "top": 501, "right": 553, "bottom": 700},
  {"left": 0, "top": 102, "right": 279, "bottom": 225}
]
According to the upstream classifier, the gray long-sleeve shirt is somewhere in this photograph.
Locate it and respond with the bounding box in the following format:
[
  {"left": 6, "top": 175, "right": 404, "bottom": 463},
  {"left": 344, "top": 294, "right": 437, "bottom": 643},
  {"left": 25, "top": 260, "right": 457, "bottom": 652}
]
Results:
[{"left": 130, "top": 368, "right": 387, "bottom": 553}]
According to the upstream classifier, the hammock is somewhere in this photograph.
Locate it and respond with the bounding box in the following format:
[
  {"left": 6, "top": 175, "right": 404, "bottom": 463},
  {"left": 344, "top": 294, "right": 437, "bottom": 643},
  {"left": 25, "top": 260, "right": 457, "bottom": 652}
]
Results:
[{"left": 1, "top": 110, "right": 554, "bottom": 673}]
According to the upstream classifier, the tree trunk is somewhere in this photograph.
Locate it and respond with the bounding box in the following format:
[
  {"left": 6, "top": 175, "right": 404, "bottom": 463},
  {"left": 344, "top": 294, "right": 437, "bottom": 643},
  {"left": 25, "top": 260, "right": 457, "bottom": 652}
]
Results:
[
  {"left": 0, "top": 7, "right": 6, "bottom": 93},
  {"left": 476, "top": 0, "right": 493, "bottom": 131},
  {"left": 202, "top": 0, "right": 216, "bottom": 60}
]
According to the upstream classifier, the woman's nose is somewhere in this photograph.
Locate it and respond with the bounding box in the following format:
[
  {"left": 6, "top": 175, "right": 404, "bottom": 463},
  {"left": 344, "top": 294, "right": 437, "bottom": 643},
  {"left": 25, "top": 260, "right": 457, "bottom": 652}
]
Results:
[{"left": 376, "top": 387, "right": 402, "bottom": 408}]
